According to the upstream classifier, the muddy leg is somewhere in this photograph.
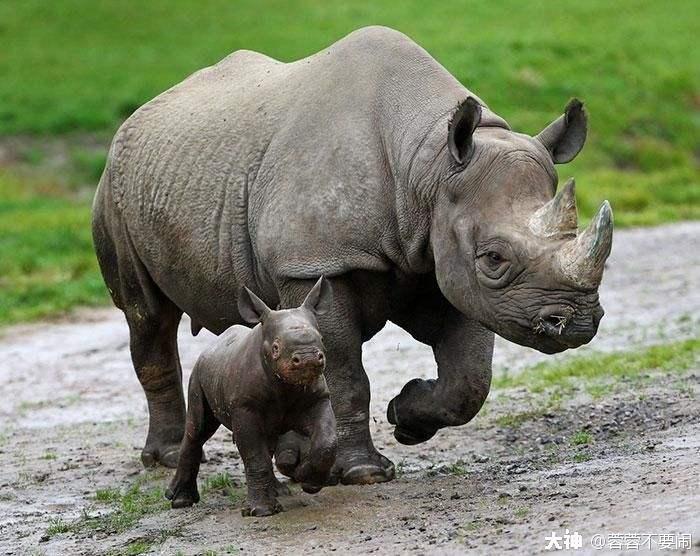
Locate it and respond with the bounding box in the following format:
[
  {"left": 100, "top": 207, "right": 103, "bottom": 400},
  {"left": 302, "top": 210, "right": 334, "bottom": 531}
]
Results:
[
  {"left": 166, "top": 374, "right": 219, "bottom": 508},
  {"left": 293, "top": 398, "right": 338, "bottom": 493},
  {"left": 127, "top": 305, "right": 187, "bottom": 468},
  {"left": 276, "top": 278, "right": 394, "bottom": 485},
  {"left": 235, "top": 409, "right": 282, "bottom": 517},
  {"left": 388, "top": 302, "right": 494, "bottom": 444},
  {"left": 93, "top": 212, "right": 188, "bottom": 468}
]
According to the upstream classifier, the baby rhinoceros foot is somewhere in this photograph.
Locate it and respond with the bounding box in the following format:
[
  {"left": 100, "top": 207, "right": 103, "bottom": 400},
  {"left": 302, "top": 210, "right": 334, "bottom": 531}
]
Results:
[
  {"left": 270, "top": 476, "right": 292, "bottom": 497},
  {"left": 241, "top": 498, "right": 283, "bottom": 517},
  {"left": 165, "top": 483, "right": 200, "bottom": 509},
  {"left": 301, "top": 483, "right": 323, "bottom": 494}
]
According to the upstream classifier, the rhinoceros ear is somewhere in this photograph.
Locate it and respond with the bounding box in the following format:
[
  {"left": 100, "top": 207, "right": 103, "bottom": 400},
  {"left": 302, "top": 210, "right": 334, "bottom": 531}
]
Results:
[
  {"left": 238, "top": 286, "right": 271, "bottom": 324},
  {"left": 448, "top": 97, "right": 482, "bottom": 165},
  {"left": 302, "top": 276, "right": 333, "bottom": 316},
  {"left": 536, "top": 99, "right": 588, "bottom": 164}
]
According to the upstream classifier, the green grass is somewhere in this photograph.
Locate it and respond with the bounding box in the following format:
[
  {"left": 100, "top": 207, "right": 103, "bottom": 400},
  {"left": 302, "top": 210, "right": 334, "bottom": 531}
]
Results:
[
  {"left": 46, "top": 517, "right": 71, "bottom": 536},
  {"left": 1, "top": 0, "right": 698, "bottom": 223},
  {"left": 90, "top": 482, "right": 169, "bottom": 533},
  {"left": 444, "top": 460, "right": 468, "bottom": 476},
  {"left": 494, "top": 337, "right": 700, "bottom": 393},
  {"left": 0, "top": 1, "right": 697, "bottom": 149},
  {"left": 122, "top": 540, "right": 154, "bottom": 556},
  {"left": 487, "top": 338, "right": 699, "bottom": 428},
  {"left": 426, "top": 459, "right": 469, "bottom": 477},
  {"left": 570, "top": 431, "right": 593, "bottom": 446},
  {"left": 95, "top": 487, "right": 123, "bottom": 503},
  {"left": 0, "top": 1, "right": 698, "bottom": 325},
  {"left": 45, "top": 475, "right": 174, "bottom": 543},
  {"left": 495, "top": 409, "right": 549, "bottom": 428},
  {"left": 0, "top": 171, "right": 106, "bottom": 326},
  {"left": 201, "top": 471, "right": 246, "bottom": 505}
]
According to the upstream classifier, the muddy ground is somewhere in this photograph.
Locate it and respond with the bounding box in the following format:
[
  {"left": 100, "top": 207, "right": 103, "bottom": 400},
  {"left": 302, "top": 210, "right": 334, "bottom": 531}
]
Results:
[{"left": 0, "top": 222, "right": 698, "bottom": 555}]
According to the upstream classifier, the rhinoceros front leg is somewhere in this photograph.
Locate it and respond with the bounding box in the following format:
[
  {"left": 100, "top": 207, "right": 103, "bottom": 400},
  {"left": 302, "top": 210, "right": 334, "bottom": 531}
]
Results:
[
  {"left": 275, "top": 278, "right": 395, "bottom": 485},
  {"left": 387, "top": 304, "right": 494, "bottom": 445}
]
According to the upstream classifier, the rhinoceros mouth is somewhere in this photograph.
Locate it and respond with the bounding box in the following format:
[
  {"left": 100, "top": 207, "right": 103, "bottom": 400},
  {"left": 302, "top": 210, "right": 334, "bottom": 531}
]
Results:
[
  {"left": 491, "top": 311, "right": 596, "bottom": 354},
  {"left": 533, "top": 305, "right": 575, "bottom": 336}
]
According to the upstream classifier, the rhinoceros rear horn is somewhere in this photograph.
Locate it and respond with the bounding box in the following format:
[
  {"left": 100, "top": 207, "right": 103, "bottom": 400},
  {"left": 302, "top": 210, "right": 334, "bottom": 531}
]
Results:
[
  {"left": 529, "top": 178, "right": 578, "bottom": 239},
  {"left": 536, "top": 99, "right": 588, "bottom": 164},
  {"left": 558, "top": 201, "right": 613, "bottom": 289},
  {"left": 448, "top": 97, "right": 482, "bottom": 165}
]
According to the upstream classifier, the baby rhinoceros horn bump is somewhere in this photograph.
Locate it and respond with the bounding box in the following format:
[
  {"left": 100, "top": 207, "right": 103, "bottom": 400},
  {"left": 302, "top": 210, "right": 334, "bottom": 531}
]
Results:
[
  {"left": 557, "top": 201, "right": 613, "bottom": 289},
  {"left": 529, "top": 178, "right": 578, "bottom": 239}
]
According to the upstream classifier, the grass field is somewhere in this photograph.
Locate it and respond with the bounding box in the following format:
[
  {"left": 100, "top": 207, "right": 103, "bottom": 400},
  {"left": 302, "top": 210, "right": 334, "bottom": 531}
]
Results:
[
  {"left": 0, "top": 0, "right": 698, "bottom": 323},
  {"left": 0, "top": 172, "right": 105, "bottom": 325}
]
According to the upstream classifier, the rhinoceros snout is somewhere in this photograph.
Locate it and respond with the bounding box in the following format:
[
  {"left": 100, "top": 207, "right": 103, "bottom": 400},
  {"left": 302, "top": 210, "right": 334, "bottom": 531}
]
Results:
[{"left": 534, "top": 303, "right": 603, "bottom": 348}]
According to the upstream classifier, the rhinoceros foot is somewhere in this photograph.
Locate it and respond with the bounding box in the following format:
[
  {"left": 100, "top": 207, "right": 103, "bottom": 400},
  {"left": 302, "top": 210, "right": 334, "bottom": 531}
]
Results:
[
  {"left": 339, "top": 459, "right": 395, "bottom": 485},
  {"left": 241, "top": 499, "right": 283, "bottom": 517},
  {"left": 141, "top": 442, "right": 207, "bottom": 468},
  {"left": 276, "top": 431, "right": 395, "bottom": 485},
  {"left": 333, "top": 442, "right": 395, "bottom": 485},
  {"left": 141, "top": 444, "right": 180, "bottom": 468},
  {"left": 387, "top": 378, "right": 440, "bottom": 446}
]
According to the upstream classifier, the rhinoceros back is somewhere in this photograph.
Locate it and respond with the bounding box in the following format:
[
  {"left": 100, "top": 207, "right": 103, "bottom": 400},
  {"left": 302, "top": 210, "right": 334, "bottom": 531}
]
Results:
[
  {"left": 98, "top": 26, "right": 482, "bottom": 328},
  {"left": 105, "top": 50, "right": 287, "bottom": 312}
]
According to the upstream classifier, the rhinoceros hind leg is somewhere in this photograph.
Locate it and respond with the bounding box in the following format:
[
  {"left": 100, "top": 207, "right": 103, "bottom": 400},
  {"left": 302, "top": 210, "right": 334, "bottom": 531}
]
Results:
[
  {"left": 94, "top": 212, "right": 187, "bottom": 469},
  {"left": 126, "top": 294, "right": 186, "bottom": 469}
]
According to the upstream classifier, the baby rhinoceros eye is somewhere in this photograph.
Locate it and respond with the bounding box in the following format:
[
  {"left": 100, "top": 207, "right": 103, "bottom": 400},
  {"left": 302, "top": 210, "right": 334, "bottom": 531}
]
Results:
[{"left": 271, "top": 340, "right": 281, "bottom": 360}]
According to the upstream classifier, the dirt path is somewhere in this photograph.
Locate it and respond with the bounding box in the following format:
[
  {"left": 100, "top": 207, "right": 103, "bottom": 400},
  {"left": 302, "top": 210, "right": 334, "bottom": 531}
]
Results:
[{"left": 0, "top": 222, "right": 698, "bottom": 555}]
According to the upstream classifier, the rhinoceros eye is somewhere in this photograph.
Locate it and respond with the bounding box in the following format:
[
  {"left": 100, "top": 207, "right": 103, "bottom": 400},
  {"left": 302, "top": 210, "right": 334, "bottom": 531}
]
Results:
[{"left": 486, "top": 251, "right": 504, "bottom": 265}]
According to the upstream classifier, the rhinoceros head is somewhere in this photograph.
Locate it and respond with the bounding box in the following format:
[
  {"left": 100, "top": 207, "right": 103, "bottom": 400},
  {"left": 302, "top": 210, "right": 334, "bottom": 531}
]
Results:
[{"left": 431, "top": 98, "right": 612, "bottom": 354}]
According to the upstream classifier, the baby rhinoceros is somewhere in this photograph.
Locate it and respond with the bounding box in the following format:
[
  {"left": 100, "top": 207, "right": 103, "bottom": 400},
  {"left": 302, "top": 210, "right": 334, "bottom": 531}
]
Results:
[{"left": 166, "top": 276, "right": 336, "bottom": 516}]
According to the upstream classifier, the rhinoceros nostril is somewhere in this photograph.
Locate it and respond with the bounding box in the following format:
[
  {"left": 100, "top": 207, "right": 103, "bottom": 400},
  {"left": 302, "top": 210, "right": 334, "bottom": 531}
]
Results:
[
  {"left": 535, "top": 312, "right": 570, "bottom": 336},
  {"left": 544, "top": 315, "right": 562, "bottom": 328},
  {"left": 318, "top": 352, "right": 324, "bottom": 362},
  {"left": 292, "top": 355, "right": 301, "bottom": 365}
]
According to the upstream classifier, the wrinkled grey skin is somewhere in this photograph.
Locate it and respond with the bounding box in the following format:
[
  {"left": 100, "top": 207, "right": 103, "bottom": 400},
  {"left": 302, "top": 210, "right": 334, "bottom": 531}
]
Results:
[
  {"left": 166, "top": 277, "right": 337, "bottom": 516},
  {"left": 92, "top": 26, "right": 613, "bottom": 485}
]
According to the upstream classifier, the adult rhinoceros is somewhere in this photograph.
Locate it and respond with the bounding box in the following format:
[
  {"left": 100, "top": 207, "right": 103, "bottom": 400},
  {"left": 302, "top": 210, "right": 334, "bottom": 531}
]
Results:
[{"left": 92, "top": 26, "right": 612, "bottom": 485}]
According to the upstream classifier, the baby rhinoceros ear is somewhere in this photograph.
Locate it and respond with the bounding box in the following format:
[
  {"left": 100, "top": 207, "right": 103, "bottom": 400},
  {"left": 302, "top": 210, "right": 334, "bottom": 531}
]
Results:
[
  {"left": 302, "top": 276, "right": 333, "bottom": 316},
  {"left": 237, "top": 286, "right": 272, "bottom": 324}
]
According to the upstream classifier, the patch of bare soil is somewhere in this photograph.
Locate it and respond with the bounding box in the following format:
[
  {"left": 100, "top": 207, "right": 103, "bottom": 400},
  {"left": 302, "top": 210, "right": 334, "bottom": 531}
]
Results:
[{"left": 0, "top": 223, "right": 699, "bottom": 555}]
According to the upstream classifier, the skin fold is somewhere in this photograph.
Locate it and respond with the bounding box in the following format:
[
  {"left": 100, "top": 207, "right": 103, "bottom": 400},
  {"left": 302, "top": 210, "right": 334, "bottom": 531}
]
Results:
[
  {"left": 92, "top": 26, "right": 613, "bottom": 484},
  {"left": 166, "top": 277, "right": 337, "bottom": 515}
]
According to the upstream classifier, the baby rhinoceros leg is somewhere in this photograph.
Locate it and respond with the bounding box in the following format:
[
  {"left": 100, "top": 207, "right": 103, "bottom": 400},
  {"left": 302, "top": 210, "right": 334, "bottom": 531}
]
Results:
[
  {"left": 293, "top": 398, "right": 338, "bottom": 494},
  {"left": 269, "top": 474, "right": 291, "bottom": 498},
  {"left": 235, "top": 410, "right": 283, "bottom": 517},
  {"left": 166, "top": 379, "right": 220, "bottom": 508}
]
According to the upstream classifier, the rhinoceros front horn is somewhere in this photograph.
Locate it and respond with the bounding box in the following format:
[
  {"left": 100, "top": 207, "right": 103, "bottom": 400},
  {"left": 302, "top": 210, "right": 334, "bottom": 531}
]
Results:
[
  {"left": 529, "top": 178, "right": 578, "bottom": 239},
  {"left": 558, "top": 201, "right": 614, "bottom": 289}
]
